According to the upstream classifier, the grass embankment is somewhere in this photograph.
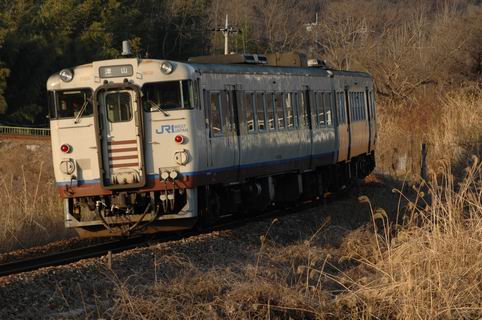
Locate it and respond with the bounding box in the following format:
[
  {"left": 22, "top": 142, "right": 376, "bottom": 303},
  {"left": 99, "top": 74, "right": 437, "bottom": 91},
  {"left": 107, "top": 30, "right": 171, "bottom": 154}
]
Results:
[
  {"left": 0, "top": 140, "right": 68, "bottom": 252},
  {"left": 105, "top": 158, "right": 481, "bottom": 320}
]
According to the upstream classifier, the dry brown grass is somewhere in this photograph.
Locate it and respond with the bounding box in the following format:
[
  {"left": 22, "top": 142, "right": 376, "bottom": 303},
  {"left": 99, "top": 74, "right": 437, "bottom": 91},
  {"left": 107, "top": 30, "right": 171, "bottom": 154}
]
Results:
[
  {"left": 103, "top": 159, "right": 481, "bottom": 319},
  {"left": 0, "top": 140, "right": 69, "bottom": 252},
  {"left": 332, "top": 158, "right": 482, "bottom": 319},
  {"left": 376, "top": 87, "right": 482, "bottom": 177}
]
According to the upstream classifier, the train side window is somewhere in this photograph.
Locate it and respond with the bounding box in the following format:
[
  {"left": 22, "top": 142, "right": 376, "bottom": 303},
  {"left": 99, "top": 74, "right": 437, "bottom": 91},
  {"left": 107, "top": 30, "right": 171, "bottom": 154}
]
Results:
[
  {"left": 358, "top": 92, "right": 362, "bottom": 120},
  {"left": 350, "top": 92, "right": 356, "bottom": 121},
  {"left": 298, "top": 91, "right": 306, "bottom": 128},
  {"left": 370, "top": 91, "right": 375, "bottom": 120},
  {"left": 361, "top": 92, "right": 366, "bottom": 120},
  {"left": 275, "top": 93, "right": 285, "bottom": 130},
  {"left": 316, "top": 92, "right": 325, "bottom": 127},
  {"left": 267, "top": 93, "right": 276, "bottom": 131},
  {"left": 285, "top": 93, "right": 294, "bottom": 129},
  {"left": 355, "top": 92, "right": 358, "bottom": 120},
  {"left": 337, "top": 92, "right": 345, "bottom": 124},
  {"left": 220, "top": 92, "right": 232, "bottom": 133},
  {"left": 255, "top": 93, "right": 266, "bottom": 131},
  {"left": 323, "top": 92, "right": 332, "bottom": 126},
  {"left": 245, "top": 92, "right": 255, "bottom": 133},
  {"left": 292, "top": 92, "right": 299, "bottom": 128},
  {"left": 192, "top": 80, "right": 200, "bottom": 109},
  {"left": 325, "top": 92, "right": 333, "bottom": 126},
  {"left": 209, "top": 92, "right": 222, "bottom": 136}
]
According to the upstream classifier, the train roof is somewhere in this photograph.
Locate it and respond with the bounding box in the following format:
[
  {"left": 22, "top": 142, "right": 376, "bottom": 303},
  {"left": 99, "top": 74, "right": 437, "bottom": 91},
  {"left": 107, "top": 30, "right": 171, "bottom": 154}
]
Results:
[{"left": 186, "top": 62, "right": 372, "bottom": 79}]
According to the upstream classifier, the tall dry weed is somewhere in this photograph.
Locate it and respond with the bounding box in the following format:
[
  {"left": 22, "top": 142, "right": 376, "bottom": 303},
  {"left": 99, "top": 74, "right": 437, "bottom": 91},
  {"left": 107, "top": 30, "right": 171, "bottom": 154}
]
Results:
[
  {"left": 332, "top": 158, "right": 482, "bottom": 319},
  {"left": 376, "top": 88, "right": 482, "bottom": 177},
  {"left": 0, "top": 141, "right": 69, "bottom": 252}
]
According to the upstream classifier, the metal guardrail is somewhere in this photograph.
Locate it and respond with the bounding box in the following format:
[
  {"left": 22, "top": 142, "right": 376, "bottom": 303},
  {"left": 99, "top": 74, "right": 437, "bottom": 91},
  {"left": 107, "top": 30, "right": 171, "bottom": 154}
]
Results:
[{"left": 0, "top": 125, "right": 50, "bottom": 136}]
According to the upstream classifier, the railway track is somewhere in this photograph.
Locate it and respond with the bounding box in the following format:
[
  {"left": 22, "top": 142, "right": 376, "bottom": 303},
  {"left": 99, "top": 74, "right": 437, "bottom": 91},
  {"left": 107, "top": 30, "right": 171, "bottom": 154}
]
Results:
[{"left": 0, "top": 201, "right": 321, "bottom": 278}]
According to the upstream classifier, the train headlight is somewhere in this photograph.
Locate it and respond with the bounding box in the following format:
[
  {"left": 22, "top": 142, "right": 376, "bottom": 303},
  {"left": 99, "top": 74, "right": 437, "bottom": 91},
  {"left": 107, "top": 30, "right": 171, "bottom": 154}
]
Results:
[
  {"left": 160, "top": 171, "right": 169, "bottom": 180},
  {"left": 169, "top": 171, "right": 178, "bottom": 180},
  {"left": 59, "top": 69, "right": 74, "bottom": 82},
  {"left": 160, "top": 62, "right": 174, "bottom": 74}
]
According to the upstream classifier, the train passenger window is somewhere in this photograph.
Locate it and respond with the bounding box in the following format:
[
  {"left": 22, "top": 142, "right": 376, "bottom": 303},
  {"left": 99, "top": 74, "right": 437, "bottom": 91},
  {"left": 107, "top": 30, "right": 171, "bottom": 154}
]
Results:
[
  {"left": 285, "top": 93, "right": 294, "bottom": 129},
  {"left": 267, "top": 93, "right": 276, "bottom": 130},
  {"left": 350, "top": 92, "right": 357, "bottom": 121},
  {"left": 325, "top": 92, "right": 333, "bottom": 126},
  {"left": 192, "top": 80, "right": 200, "bottom": 109},
  {"left": 337, "top": 92, "right": 345, "bottom": 124},
  {"left": 55, "top": 89, "right": 93, "bottom": 119},
  {"left": 220, "top": 92, "right": 232, "bottom": 133},
  {"left": 255, "top": 93, "right": 266, "bottom": 131},
  {"left": 358, "top": 92, "right": 364, "bottom": 120},
  {"left": 245, "top": 92, "right": 255, "bottom": 132},
  {"left": 209, "top": 92, "right": 222, "bottom": 136},
  {"left": 360, "top": 92, "right": 366, "bottom": 120},
  {"left": 292, "top": 93, "right": 299, "bottom": 128},
  {"left": 106, "top": 92, "right": 132, "bottom": 123},
  {"left": 316, "top": 92, "right": 325, "bottom": 127},
  {"left": 370, "top": 91, "right": 375, "bottom": 120},
  {"left": 275, "top": 93, "right": 285, "bottom": 130},
  {"left": 142, "top": 80, "right": 192, "bottom": 112},
  {"left": 298, "top": 92, "right": 306, "bottom": 128}
]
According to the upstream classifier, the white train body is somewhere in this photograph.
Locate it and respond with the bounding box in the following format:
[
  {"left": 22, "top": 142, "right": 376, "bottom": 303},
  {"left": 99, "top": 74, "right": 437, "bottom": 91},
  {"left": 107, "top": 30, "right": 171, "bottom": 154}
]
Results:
[{"left": 47, "top": 54, "right": 376, "bottom": 237}]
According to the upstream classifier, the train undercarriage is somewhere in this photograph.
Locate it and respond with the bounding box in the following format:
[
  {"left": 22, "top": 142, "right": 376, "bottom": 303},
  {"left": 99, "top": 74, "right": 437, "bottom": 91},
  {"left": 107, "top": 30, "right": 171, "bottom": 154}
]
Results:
[{"left": 67, "top": 153, "right": 375, "bottom": 237}]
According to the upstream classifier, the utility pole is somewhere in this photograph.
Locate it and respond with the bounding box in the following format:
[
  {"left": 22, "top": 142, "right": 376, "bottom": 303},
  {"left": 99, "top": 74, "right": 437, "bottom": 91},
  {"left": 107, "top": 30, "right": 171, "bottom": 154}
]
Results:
[
  {"left": 212, "top": 14, "right": 240, "bottom": 55},
  {"left": 304, "top": 13, "right": 321, "bottom": 57}
]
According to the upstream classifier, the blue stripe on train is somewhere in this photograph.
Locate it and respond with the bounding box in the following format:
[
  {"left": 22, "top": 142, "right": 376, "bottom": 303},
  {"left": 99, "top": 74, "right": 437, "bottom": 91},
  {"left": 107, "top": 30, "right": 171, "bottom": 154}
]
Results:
[{"left": 56, "top": 151, "right": 336, "bottom": 186}]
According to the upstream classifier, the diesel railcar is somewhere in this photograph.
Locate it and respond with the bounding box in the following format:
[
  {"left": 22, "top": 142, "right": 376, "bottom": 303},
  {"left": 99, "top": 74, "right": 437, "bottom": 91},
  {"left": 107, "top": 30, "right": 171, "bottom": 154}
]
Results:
[{"left": 47, "top": 52, "right": 376, "bottom": 237}]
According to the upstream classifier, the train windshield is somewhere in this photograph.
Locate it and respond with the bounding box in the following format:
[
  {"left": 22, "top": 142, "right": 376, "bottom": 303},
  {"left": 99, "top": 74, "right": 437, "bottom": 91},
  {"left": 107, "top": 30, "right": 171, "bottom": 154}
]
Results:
[
  {"left": 51, "top": 89, "right": 93, "bottom": 119},
  {"left": 142, "top": 80, "right": 193, "bottom": 112}
]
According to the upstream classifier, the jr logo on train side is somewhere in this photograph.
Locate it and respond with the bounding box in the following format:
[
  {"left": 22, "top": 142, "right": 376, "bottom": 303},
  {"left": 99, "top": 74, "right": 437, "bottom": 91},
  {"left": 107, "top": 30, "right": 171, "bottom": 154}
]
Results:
[{"left": 156, "top": 124, "right": 189, "bottom": 134}]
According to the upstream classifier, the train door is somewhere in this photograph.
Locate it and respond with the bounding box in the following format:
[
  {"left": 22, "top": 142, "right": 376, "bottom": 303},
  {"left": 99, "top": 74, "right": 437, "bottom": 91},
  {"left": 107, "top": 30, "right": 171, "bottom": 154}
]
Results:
[
  {"left": 344, "top": 87, "right": 352, "bottom": 160},
  {"left": 225, "top": 84, "right": 241, "bottom": 177},
  {"left": 303, "top": 86, "right": 314, "bottom": 167},
  {"left": 97, "top": 87, "right": 145, "bottom": 188},
  {"left": 206, "top": 87, "right": 240, "bottom": 181},
  {"left": 336, "top": 89, "right": 350, "bottom": 162}
]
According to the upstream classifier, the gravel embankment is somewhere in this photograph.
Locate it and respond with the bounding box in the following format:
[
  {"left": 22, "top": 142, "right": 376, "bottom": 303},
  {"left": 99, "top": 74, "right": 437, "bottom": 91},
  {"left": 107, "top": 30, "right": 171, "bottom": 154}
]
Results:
[{"left": 0, "top": 175, "right": 399, "bottom": 319}]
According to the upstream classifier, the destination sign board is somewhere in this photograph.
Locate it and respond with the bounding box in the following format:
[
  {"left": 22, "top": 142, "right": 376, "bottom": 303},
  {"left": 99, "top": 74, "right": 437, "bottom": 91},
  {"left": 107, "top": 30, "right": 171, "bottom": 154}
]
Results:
[{"left": 99, "top": 65, "right": 133, "bottom": 78}]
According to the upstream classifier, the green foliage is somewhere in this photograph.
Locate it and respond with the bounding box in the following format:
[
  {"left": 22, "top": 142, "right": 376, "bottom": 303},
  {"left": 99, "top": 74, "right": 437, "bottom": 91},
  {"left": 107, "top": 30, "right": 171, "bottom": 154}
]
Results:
[
  {"left": 0, "top": 68, "right": 9, "bottom": 114},
  {"left": 0, "top": 0, "right": 209, "bottom": 125}
]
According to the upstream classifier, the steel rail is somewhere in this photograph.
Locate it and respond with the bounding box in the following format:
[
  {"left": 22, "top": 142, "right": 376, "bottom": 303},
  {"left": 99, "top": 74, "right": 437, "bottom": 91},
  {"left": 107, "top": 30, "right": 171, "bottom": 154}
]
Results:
[{"left": 0, "top": 201, "right": 321, "bottom": 278}]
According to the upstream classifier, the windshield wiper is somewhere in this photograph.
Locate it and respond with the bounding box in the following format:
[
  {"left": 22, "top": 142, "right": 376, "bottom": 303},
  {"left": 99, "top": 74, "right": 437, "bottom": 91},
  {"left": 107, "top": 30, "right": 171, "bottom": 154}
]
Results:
[
  {"left": 148, "top": 100, "right": 170, "bottom": 116},
  {"left": 74, "top": 99, "right": 89, "bottom": 124}
]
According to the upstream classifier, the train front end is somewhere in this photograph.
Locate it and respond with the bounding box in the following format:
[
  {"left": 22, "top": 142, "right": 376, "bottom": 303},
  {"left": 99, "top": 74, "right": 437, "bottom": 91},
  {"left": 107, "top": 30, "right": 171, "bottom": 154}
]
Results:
[{"left": 47, "top": 58, "right": 201, "bottom": 237}]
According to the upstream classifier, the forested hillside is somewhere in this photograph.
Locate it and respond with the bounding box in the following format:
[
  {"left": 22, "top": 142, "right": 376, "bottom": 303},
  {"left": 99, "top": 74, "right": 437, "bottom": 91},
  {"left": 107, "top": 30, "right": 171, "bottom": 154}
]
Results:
[{"left": 0, "top": 0, "right": 480, "bottom": 126}]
